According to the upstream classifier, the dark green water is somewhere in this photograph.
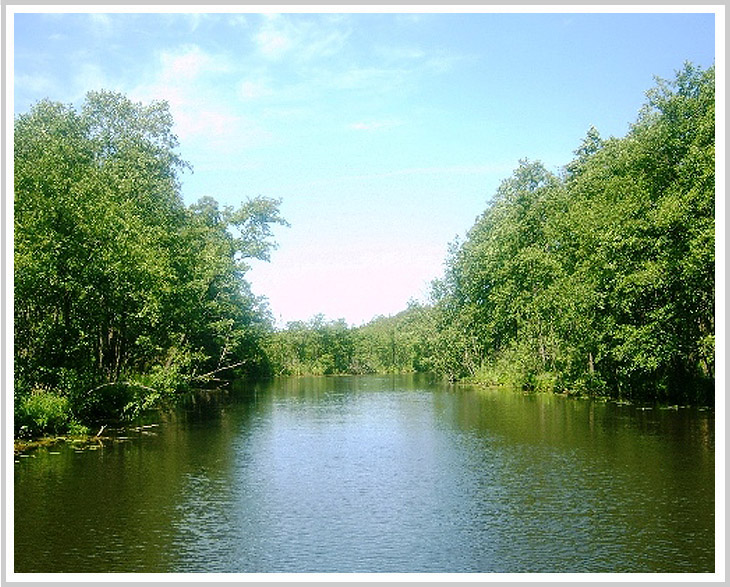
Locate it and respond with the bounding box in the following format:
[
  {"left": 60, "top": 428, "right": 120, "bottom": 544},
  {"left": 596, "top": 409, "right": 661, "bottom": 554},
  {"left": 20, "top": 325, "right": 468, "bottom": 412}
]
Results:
[{"left": 14, "top": 374, "right": 715, "bottom": 573}]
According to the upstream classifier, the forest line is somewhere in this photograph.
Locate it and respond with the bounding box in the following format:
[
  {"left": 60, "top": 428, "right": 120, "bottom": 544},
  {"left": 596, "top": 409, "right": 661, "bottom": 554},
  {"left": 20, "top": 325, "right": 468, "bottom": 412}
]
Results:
[
  {"left": 267, "top": 63, "right": 715, "bottom": 405},
  {"left": 14, "top": 63, "right": 715, "bottom": 438}
]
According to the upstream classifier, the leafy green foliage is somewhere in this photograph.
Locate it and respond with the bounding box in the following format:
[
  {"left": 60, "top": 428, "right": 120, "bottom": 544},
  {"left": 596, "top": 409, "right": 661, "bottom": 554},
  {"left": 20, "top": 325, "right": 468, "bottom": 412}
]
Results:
[
  {"left": 264, "top": 302, "right": 438, "bottom": 376},
  {"left": 14, "top": 91, "right": 286, "bottom": 435},
  {"left": 265, "top": 315, "right": 354, "bottom": 375},
  {"left": 432, "top": 63, "right": 715, "bottom": 403},
  {"left": 15, "top": 390, "right": 88, "bottom": 438}
]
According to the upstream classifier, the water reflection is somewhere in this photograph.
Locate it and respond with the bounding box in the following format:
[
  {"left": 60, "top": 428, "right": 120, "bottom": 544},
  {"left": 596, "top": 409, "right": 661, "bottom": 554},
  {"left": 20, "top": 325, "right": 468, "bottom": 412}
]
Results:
[{"left": 15, "top": 375, "right": 714, "bottom": 573}]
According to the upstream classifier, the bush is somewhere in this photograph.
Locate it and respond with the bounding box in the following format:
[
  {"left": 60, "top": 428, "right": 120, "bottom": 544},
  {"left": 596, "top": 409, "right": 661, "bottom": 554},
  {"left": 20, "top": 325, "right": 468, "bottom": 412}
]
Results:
[
  {"left": 531, "top": 371, "right": 558, "bottom": 393},
  {"left": 564, "top": 373, "right": 610, "bottom": 398},
  {"left": 15, "top": 390, "right": 73, "bottom": 438},
  {"left": 465, "top": 364, "right": 501, "bottom": 386}
]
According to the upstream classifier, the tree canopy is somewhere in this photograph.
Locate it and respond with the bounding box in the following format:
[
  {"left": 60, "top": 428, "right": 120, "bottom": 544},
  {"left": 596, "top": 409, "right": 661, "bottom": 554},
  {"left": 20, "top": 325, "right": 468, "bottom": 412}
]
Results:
[
  {"left": 14, "top": 91, "right": 287, "bottom": 435},
  {"left": 430, "top": 63, "right": 715, "bottom": 402},
  {"left": 14, "top": 63, "right": 716, "bottom": 438},
  {"left": 264, "top": 63, "right": 715, "bottom": 405}
]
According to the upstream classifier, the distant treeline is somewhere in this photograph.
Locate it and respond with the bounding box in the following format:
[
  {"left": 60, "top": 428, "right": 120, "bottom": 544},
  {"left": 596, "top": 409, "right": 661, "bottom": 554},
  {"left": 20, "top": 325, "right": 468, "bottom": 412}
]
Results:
[
  {"left": 14, "top": 63, "right": 714, "bottom": 438},
  {"left": 266, "top": 63, "right": 715, "bottom": 405},
  {"left": 264, "top": 306, "right": 437, "bottom": 377}
]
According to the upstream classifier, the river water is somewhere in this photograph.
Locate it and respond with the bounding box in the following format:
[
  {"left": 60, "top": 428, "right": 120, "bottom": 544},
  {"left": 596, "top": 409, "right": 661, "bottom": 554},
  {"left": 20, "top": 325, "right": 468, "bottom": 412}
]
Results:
[{"left": 14, "top": 374, "right": 715, "bottom": 574}]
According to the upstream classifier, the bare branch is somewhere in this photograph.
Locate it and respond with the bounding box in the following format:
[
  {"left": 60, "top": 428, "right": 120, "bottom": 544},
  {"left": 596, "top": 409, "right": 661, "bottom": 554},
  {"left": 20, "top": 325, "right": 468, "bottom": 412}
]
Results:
[
  {"left": 86, "top": 381, "right": 160, "bottom": 395},
  {"left": 193, "top": 360, "right": 247, "bottom": 381}
]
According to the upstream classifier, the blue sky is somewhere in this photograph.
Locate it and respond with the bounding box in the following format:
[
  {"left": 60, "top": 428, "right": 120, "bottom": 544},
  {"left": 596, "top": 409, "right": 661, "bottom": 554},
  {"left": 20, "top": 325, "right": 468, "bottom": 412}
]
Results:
[{"left": 12, "top": 9, "right": 717, "bottom": 326}]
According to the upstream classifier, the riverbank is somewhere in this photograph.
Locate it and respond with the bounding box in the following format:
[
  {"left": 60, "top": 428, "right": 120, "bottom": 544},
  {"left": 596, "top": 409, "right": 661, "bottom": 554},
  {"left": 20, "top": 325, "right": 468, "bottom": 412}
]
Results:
[
  {"left": 14, "top": 434, "right": 104, "bottom": 455},
  {"left": 13, "top": 423, "right": 162, "bottom": 455}
]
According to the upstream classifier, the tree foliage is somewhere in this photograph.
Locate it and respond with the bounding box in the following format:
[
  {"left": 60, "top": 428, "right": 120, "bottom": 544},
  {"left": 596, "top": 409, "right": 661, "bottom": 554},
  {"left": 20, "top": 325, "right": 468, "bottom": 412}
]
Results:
[
  {"left": 264, "top": 302, "right": 437, "bottom": 376},
  {"left": 264, "top": 63, "right": 715, "bottom": 405},
  {"left": 431, "top": 63, "right": 715, "bottom": 402},
  {"left": 14, "top": 91, "right": 287, "bottom": 435}
]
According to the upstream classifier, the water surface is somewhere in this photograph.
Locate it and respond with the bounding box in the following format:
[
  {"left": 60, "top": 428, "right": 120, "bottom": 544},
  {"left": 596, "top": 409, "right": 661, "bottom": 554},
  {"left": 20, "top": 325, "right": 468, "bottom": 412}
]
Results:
[{"left": 14, "top": 374, "right": 715, "bottom": 573}]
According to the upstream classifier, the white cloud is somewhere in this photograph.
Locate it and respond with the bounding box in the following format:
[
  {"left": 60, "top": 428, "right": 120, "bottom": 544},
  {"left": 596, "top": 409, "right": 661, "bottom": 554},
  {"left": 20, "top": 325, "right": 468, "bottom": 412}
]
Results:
[
  {"left": 424, "top": 50, "right": 468, "bottom": 74},
  {"left": 254, "top": 15, "right": 294, "bottom": 59},
  {"left": 298, "top": 29, "right": 350, "bottom": 61},
  {"left": 185, "top": 13, "right": 208, "bottom": 32},
  {"left": 256, "top": 29, "right": 292, "bottom": 59},
  {"left": 330, "top": 42, "right": 462, "bottom": 95},
  {"left": 129, "top": 45, "right": 271, "bottom": 151},
  {"left": 252, "top": 14, "right": 350, "bottom": 62},
  {"left": 160, "top": 13, "right": 229, "bottom": 33},
  {"left": 87, "top": 13, "right": 113, "bottom": 36},
  {"left": 158, "top": 44, "right": 228, "bottom": 82},
  {"left": 374, "top": 43, "right": 465, "bottom": 75},
  {"left": 229, "top": 14, "right": 248, "bottom": 28},
  {"left": 395, "top": 14, "right": 427, "bottom": 26},
  {"left": 181, "top": 109, "right": 241, "bottom": 142}
]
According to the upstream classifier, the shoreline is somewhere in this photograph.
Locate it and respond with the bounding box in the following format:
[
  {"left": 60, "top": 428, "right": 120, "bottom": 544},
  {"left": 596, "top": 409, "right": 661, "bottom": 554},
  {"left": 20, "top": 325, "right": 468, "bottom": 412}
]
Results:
[{"left": 14, "top": 422, "right": 162, "bottom": 454}]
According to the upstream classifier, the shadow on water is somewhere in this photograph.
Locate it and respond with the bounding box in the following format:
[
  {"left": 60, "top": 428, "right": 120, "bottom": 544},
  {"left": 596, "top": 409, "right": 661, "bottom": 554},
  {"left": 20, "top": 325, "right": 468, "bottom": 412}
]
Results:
[{"left": 14, "top": 374, "right": 714, "bottom": 573}]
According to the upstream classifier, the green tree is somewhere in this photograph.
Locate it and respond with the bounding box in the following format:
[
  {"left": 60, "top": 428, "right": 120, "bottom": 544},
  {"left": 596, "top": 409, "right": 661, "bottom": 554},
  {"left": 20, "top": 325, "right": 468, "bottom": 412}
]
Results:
[
  {"left": 14, "top": 91, "right": 287, "bottom": 433},
  {"left": 431, "top": 63, "right": 714, "bottom": 402}
]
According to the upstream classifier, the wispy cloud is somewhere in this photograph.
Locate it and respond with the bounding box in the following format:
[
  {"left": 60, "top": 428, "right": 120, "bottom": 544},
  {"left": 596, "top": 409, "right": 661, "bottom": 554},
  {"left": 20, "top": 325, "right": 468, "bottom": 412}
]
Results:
[
  {"left": 395, "top": 14, "right": 428, "bottom": 26},
  {"left": 23, "top": 14, "right": 466, "bottom": 160},
  {"left": 228, "top": 14, "right": 249, "bottom": 28},
  {"left": 185, "top": 13, "right": 210, "bottom": 33},
  {"left": 252, "top": 14, "right": 350, "bottom": 62},
  {"left": 87, "top": 13, "right": 113, "bottom": 36},
  {"left": 130, "top": 44, "right": 271, "bottom": 150},
  {"left": 423, "top": 50, "right": 469, "bottom": 74},
  {"left": 328, "top": 45, "right": 461, "bottom": 95},
  {"left": 255, "top": 23, "right": 293, "bottom": 59},
  {"left": 234, "top": 15, "right": 463, "bottom": 109},
  {"left": 158, "top": 44, "right": 230, "bottom": 82}
]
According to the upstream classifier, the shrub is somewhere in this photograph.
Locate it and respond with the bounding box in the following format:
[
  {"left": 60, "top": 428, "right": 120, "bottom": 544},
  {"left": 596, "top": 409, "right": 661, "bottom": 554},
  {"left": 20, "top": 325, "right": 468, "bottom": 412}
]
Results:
[{"left": 15, "top": 390, "right": 72, "bottom": 438}]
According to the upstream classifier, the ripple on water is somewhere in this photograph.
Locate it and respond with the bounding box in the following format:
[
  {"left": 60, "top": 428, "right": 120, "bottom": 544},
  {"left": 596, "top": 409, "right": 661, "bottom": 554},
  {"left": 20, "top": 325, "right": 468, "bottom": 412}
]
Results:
[{"left": 14, "top": 376, "right": 715, "bottom": 573}]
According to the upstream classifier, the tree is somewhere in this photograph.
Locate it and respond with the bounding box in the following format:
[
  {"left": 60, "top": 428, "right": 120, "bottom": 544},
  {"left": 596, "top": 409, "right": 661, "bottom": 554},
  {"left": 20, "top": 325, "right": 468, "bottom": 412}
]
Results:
[
  {"left": 14, "top": 91, "right": 287, "bottom": 433},
  {"left": 430, "top": 63, "right": 714, "bottom": 401}
]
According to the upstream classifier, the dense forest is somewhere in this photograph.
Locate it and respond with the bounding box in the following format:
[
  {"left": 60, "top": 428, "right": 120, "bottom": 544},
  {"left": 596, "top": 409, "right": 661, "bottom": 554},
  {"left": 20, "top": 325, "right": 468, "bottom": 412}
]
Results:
[
  {"left": 14, "top": 63, "right": 714, "bottom": 438},
  {"left": 14, "top": 91, "right": 287, "bottom": 437},
  {"left": 266, "top": 63, "right": 715, "bottom": 404}
]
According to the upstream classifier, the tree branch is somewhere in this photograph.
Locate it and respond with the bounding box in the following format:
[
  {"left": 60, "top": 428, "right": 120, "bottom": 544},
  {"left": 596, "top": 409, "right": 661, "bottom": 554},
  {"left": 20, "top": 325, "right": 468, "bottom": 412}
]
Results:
[
  {"left": 86, "top": 381, "right": 161, "bottom": 395},
  {"left": 193, "top": 360, "right": 248, "bottom": 381}
]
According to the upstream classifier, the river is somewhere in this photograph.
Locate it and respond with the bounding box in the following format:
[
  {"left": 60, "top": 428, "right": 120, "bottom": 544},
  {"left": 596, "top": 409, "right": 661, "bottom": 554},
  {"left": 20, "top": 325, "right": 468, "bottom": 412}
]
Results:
[{"left": 14, "top": 374, "right": 715, "bottom": 574}]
